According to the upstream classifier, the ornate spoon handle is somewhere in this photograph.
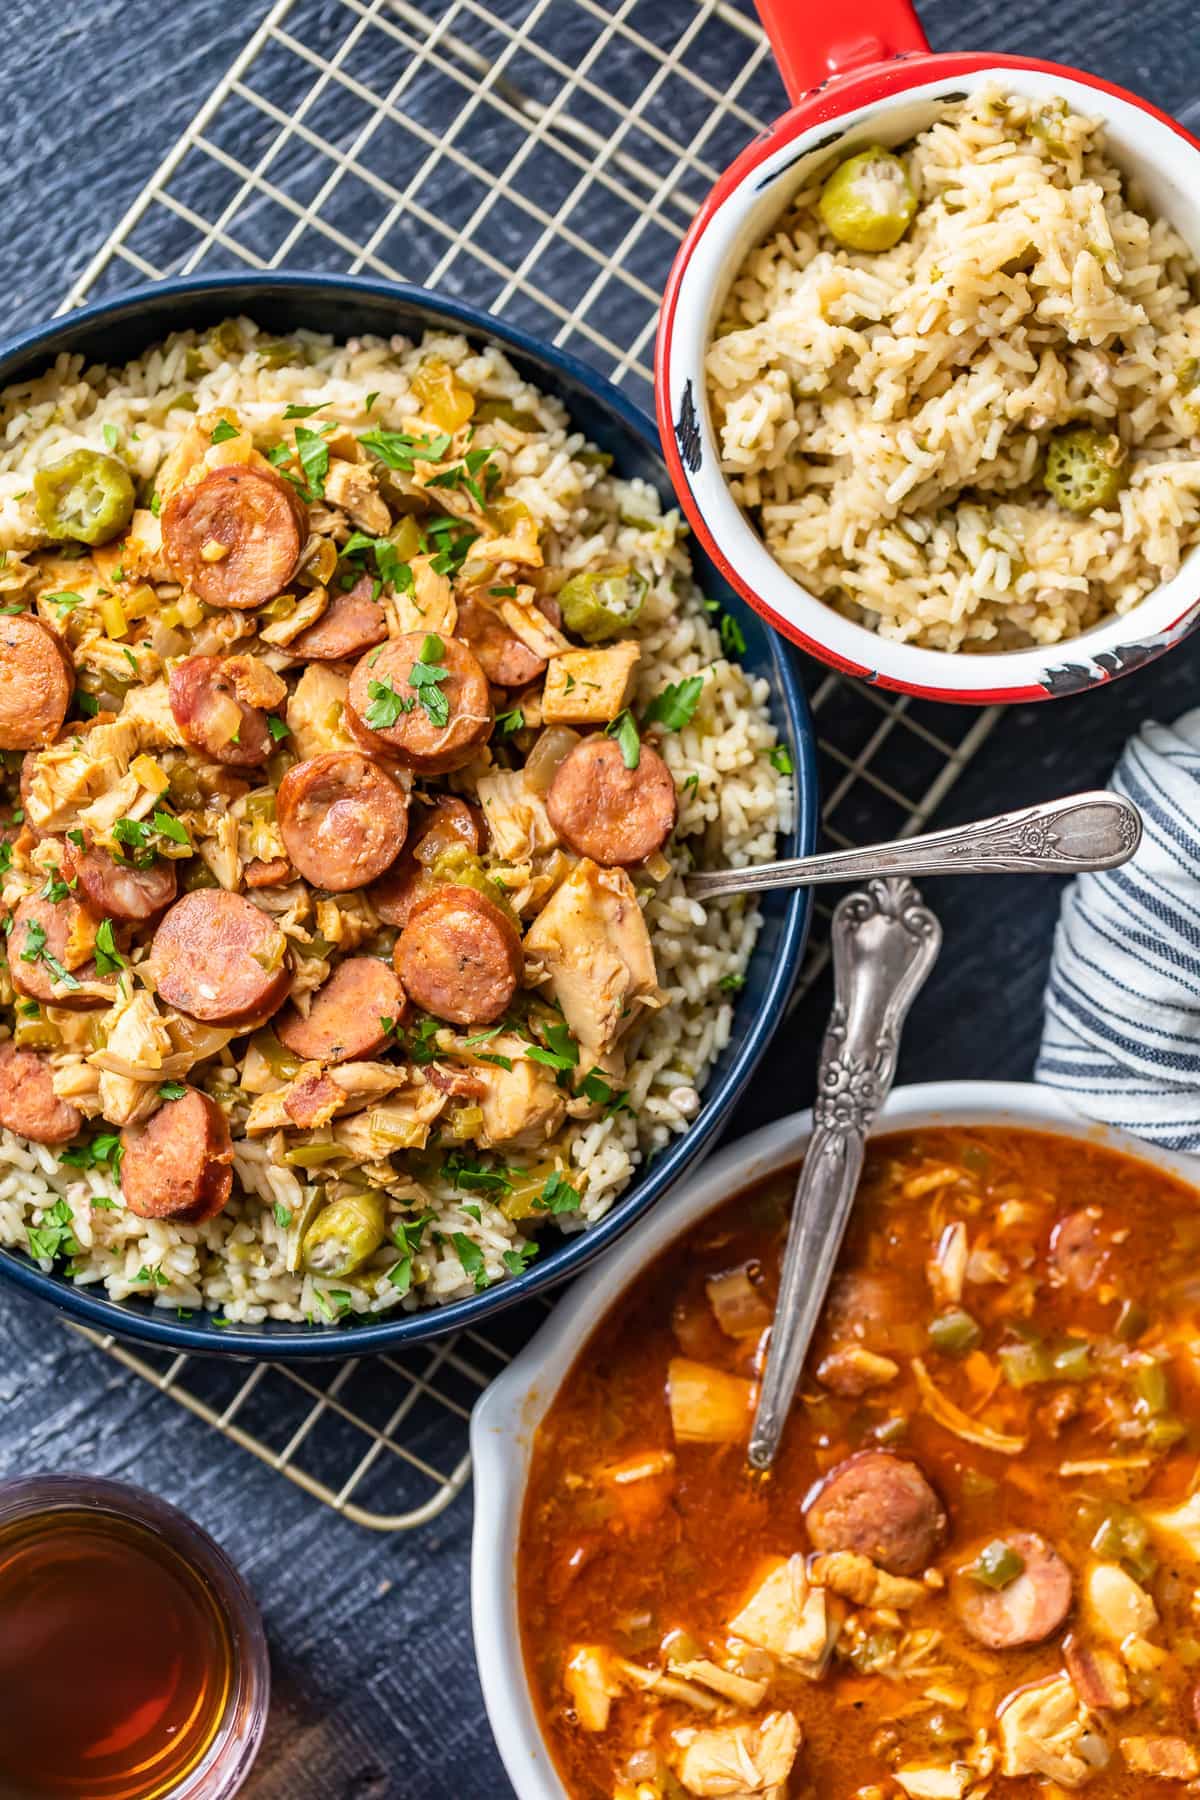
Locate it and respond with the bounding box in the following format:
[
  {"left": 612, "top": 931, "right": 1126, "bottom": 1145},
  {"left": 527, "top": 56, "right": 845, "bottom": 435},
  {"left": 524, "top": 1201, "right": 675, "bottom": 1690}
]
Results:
[
  {"left": 688, "top": 791, "right": 1140, "bottom": 900},
  {"left": 747, "top": 878, "right": 941, "bottom": 1472}
]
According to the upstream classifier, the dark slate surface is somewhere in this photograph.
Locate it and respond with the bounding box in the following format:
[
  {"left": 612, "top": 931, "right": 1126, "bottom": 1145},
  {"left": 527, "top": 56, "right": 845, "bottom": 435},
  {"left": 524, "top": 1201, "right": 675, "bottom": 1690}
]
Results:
[{"left": 4, "top": 2, "right": 1200, "bottom": 1797}]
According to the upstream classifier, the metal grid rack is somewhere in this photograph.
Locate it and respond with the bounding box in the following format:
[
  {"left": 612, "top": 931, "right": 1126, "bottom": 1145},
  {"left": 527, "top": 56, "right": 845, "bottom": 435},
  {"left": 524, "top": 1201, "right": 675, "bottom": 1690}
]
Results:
[{"left": 62, "top": 0, "right": 1001, "bottom": 1529}]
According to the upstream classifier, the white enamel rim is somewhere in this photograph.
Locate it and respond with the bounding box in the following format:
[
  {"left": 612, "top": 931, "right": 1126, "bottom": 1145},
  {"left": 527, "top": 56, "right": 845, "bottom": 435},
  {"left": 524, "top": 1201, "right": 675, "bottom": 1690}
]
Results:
[
  {"left": 664, "top": 67, "right": 1200, "bottom": 699},
  {"left": 471, "top": 1079, "right": 1200, "bottom": 1799}
]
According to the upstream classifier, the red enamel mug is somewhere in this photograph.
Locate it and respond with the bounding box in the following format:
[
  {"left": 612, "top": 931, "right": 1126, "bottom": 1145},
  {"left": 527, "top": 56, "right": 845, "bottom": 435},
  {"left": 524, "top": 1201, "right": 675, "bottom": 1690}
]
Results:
[{"left": 655, "top": 1, "right": 1200, "bottom": 703}]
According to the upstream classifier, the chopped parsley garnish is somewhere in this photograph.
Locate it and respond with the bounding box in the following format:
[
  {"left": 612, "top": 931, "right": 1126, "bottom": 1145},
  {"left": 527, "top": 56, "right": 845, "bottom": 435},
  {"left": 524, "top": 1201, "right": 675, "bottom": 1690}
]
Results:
[
  {"left": 604, "top": 709, "right": 640, "bottom": 771},
  {"left": 364, "top": 678, "right": 415, "bottom": 730},
  {"left": 489, "top": 585, "right": 518, "bottom": 598},
  {"left": 273, "top": 1202, "right": 293, "bottom": 1229},
  {"left": 341, "top": 529, "right": 413, "bottom": 595},
  {"left": 18, "top": 919, "right": 80, "bottom": 991},
  {"left": 644, "top": 674, "right": 704, "bottom": 732},
  {"left": 76, "top": 693, "right": 100, "bottom": 718},
  {"left": 60, "top": 1132, "right": 123, "bottom": 1173},
  {"left": 768, "top": 744, "right": 794, "bottom": 775},
  {"left": 282, "top": 401, "right": 328, "bottom": 419},
  {"left": 45, "top": 591, "right": 85, "bottom": 614},
  {"left": 719, "top": 610, "right": 747, "bottom": 658},
  {"left": 27, "top": 1198, "right": 79, "bottom": 1263},
  {"left": 152, "top": 809, "right": 189, "bottom": 846},
  {"left": 526, "top": 1022, "right": 579, "bottom": 1073},
  {"left": 102, "top": 423, "right": 120, "bottom": 451},
  {"left": 719, "top": 971, "right": 746, "bottom": 994},
  {"left": 267, "top": 715, "right": 290, "bottom": 741},
  {"left": 158, "top": 1081, "right": 187, "bottom": 1101},
  {"left": 210, "top": 419, "right": 239, "bottom": 445},
  {"left": 444, "top": 1151, "right": 513, "bottom": 1194},
  {"left": 135, "top": 1264, "right": 170, "bottom": 1288},
  {"left": 421, "top": 514, "right": 479, "bottom": 577},
  {"left": 294, "top": 424, "right": 330, "bottom": 502},
  {"left": 502, "top": 1243, "right": 539, "bottom": 1277},
  {"left": 580, "top": 1067, "right": 631, "bottom": 1116},
  {"left": 402, "top": 1015, "right": 441, "bottom": 1065},
  {"left": 535, "top": 1171, "right": 581, "bottom": 1215},
  {"left": 40, "top": 873, "right": 70, "bottom": 903},
  {"left": 94, "top": 918, "right": 126, "bottom": 975},
  {"left": 360, "top": 427, "right": 452, "bottom": 472},
  {"left": 149, "top": 491, "right": 162, "bottom": 518},
  {"left": 365, "top": 391, "right": 380, "bottom": 413},
  {"left": 425, "top": 445, "right": 498, "bottom": 510},
  {"left": 408, "top": 634, "right": 450, "bottom": 728},
  {"left": 494, "top": 705, "right": 524, "bottom": 738},
  {"left": 451, "top": 1233, "right": 490, "bottom": 1292}
]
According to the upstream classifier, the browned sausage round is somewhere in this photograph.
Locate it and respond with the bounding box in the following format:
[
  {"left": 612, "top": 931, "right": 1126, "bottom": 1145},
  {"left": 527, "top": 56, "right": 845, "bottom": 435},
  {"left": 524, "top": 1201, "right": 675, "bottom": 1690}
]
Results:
[
  {"left": 120, "top": 1087, "right": 234, "bottom": 1223},
  {"left": 291, "top": 574, "right": 388, "bottom": 662},
  {"left": 168, "top": 656, "right": 274, "bottom": 766},
  {"left": 8, "top": 894, "right": 112, "bottom": 1010},
  {"left": 0, "top": 1043, "right": 82, "bottom": 1145},
  {"left": 149, "top": 890, "right": 292, "bottom": 1025},
  {"left": 0, "top": 615, "right": 74, "bottom": 751},
  {"left": 1049, "top": 1209, "right": 1107, "bottom": 1293},
  {"left": 62, "top": 831, "right": 177, "bottom": 924},
  {"left": 276, "top": 956, "right": 407, "bottom": 1065},
  {"left": 804, "top": 1449, "right": 946, "bottom": 1576},
  {"left": 276, "top": 752, "right": 408, "bottom": 893},
  {"left": 162, "top": 464, "right": 306, "bottom": 609},
  {"left": 455, "top": 595, "right": 546, "bottom": 688},
  {"left": 546, "top": 735, "right": 676, "bottom": 866},
  {"left": 346, "top": 634, "right": 493, "bottom": 774},
  {"left": 369, "top": 796, "right": 482, "bottom": 928},
  {"left": 394, "top": 885, "right": 522, "bottom": 1027},
  {"left": 952, "top": 1532, "right": 1073, "bottom": 1649}
]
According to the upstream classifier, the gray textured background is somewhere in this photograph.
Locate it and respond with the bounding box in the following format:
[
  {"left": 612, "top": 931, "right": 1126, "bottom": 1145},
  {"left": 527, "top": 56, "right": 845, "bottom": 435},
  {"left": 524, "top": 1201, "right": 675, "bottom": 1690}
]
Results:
[{"left": 6, "top": 2, "right": 1200, "bottom": 1797}]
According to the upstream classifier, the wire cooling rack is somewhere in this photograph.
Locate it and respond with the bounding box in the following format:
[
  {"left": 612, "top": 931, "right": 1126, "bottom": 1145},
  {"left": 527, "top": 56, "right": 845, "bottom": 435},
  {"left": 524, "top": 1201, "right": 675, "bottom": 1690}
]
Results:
[{"left": 62, "top": 0, "right": 1002, "bottom": 1528}]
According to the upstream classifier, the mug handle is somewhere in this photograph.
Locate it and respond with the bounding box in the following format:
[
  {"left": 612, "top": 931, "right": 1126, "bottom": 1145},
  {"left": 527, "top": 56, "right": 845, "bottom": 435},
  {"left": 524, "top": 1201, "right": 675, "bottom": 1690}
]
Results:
[{"left": 753, "top": 0, "right": 930, "bottom": 103}]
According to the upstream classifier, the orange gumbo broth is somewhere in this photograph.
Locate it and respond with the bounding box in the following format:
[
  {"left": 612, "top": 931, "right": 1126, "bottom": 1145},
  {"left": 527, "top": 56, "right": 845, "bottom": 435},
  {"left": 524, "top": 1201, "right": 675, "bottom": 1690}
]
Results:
[{"left": 517, "top": 1127, "right": 1200, "bottom": 1799}]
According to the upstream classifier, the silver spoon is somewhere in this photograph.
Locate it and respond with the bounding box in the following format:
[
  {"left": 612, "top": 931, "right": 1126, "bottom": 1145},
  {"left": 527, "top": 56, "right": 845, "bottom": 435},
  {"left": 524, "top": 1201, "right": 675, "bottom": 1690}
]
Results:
[
  {"left": 688, "top": 790, "right": 1141, "bottom": 901},
  {"left": 747, "top": 877, "right": 940, "bottom": 1471}
]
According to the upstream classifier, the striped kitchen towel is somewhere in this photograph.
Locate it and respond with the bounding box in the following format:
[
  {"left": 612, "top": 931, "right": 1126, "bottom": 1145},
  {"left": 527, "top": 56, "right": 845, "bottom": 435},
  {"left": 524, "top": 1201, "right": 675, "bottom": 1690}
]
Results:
[{"left": 1037, "top": 707, "right": 1200, "bottom": 1151}]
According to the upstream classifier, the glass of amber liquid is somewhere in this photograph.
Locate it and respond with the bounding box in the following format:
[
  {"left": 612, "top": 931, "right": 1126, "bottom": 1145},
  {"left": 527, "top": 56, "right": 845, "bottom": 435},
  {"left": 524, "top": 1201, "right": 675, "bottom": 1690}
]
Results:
[{"left": 0, "top": 1475, "right": 270, "bottom": 1800}]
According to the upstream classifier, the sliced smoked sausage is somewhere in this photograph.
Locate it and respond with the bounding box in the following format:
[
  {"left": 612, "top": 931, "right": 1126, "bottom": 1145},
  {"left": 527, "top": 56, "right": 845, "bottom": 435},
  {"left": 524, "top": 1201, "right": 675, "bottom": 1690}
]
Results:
[
  {"left": 149, "top": 890, "right": 291, "bottom": 1025},
  {"left": 62, "top": 832, "right": 177, "bottom": 924},
  {"left": 120, "top": 1087, "right": 234, "bottom": 1223},
  {"left": 0, "top": 615, "right": 73, "bottom": 750},
  {"left": 276, "top": 956, "right": 407, "bottom": 1065},
  {"left": 394, "top": 885, "right": 522, "bottom": 1027},
  {"left": 168, "top": 656, "right": 274, "bottom": 766},
  {"left": 162, "top": 464, "right": 306, "bottom": 609},
  {"left": 546, "top": 734, "right": 676, "bottom": 866},
  {"left": 804, "top": 1449, "right": 946, "bottom": 1576},
  {"left": 291, "top": 574, "right": 388, "bottom": 662},
  {"left": 952, "top": 1532, "right": 1073, "bottom": 1649},
  {"left": 455, "top": 595, "right": 546, "bottom": 688},
  {"left": 1049, "top": 1209, "right": 1107, "bottom": 1293},
  {"left": 369, "top": 796, "right": 482, "bottom": 929},
  {"left": 8, "top": 894, "right": 112, "bottom": 1010},
  {"left": 346, "top": 633, "right": 492, "bottom": 774},
  {"left": 276, "top": 751, "right": 408, "bottom": 892},
  {"left": 0, "top": 1043, "right": 82, "bottom": 1145}
]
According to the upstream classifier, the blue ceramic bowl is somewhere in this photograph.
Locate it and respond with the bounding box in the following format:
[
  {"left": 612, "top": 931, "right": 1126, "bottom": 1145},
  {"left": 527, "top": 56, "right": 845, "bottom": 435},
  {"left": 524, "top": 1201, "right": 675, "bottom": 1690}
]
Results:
[{"left": 0, "top": 275, "right": 816, "bottom": 1357}]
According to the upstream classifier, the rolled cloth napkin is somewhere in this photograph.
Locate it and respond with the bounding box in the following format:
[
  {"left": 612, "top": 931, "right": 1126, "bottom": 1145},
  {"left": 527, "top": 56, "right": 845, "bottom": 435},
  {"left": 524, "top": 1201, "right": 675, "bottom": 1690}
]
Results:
[{"left": 1037, "top": 707, "right": 1200, "bottom": 1152}]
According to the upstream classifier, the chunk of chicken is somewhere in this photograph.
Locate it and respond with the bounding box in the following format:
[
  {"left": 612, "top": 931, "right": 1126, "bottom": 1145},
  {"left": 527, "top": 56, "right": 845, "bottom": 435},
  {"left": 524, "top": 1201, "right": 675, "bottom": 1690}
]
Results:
[
  {"left": 247, "top": 1061, "right": 410, "bottom": 1134},
  {"left": 259, "top": 585, "right": 328, "bottom": 648},
  {"left": 285, "top": 664, "right": 358, "bottom": 759},
  {"left": 119, "top": 507, "right": 172, "bottom": 583},
  {"left": 816, "top": 1345, "right": 899, "bottom": 1396},
  {"left": 490, "top": 583, "right": 565, "bottom": 655},
  {"left": 667, "top": 1659, "right": 768, "bottom": 1710},
  {"left": 22, "top": 715, "right": 149, "bottom": 833},
  {"left": 810, "top": 1551, "right": 926, "bottom": 1611},
  {"left": 673, "top": 1711, "right": 801, "bottom": 1798},
  {"left": 1083, "top": 1562, "right": 1158, "bottom": 1644},
  {"left": 542, "top": 642, "right": 640, "bottom": 726},
  {"left": 729, "top": 1556, "right": 841, "bottom": 1678},
  {"left": 563, "top": 1645, "right": 619, "bottom": 1733},
  {"left": 524, "top": 859, "right": 660, "bottom": 1057},
  {"left": 1120, "top": 1736, "right": 1199, "bottom": 1780},
  {"left": 894, "top": 1770, "right": 972, "bottom": 1800},
  {"left": 1144, "top": 1490, "right": 1200, "bottom": 1563},
  {"left": 323, "top": 458, "right": 391, "bottom": 536},
  {"left": 668, "top": 1359, "right": 753, "bottom": 1446},
  {"left": 468, "top": 1037, "right": 565, "bottom": 1149},
  {"left": 927, "top": 1221, "right": 967, "bottom": 1308},
  {"left": 997, "top": 1675, "right": 1109, "bottom": 1787},
  {"left": 476, "top": 769, "right": 558, "bottom": 862},
  {"left": 1062, "top": 1638, "right": 1131, "bottom": 1712},
  {"left": 332, "top": 1082, "right": 446, "bottom": 1156},
  {"left": 223, "top": 653, "right": 287, "bottom": 712},
  {"left": 384, "top": 554, "right": 457, "bottom": 638}
]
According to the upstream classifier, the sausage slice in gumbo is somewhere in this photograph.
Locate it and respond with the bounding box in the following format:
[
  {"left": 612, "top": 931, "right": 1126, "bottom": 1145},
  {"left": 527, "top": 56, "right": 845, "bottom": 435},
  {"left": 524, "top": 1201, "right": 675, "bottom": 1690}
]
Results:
[
  {"left": 519, "top": 1128, "right": 1200, "bottom": 1798},
  {"left": 0, "top": 319, "right": 789, "bottom": 1322}
]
